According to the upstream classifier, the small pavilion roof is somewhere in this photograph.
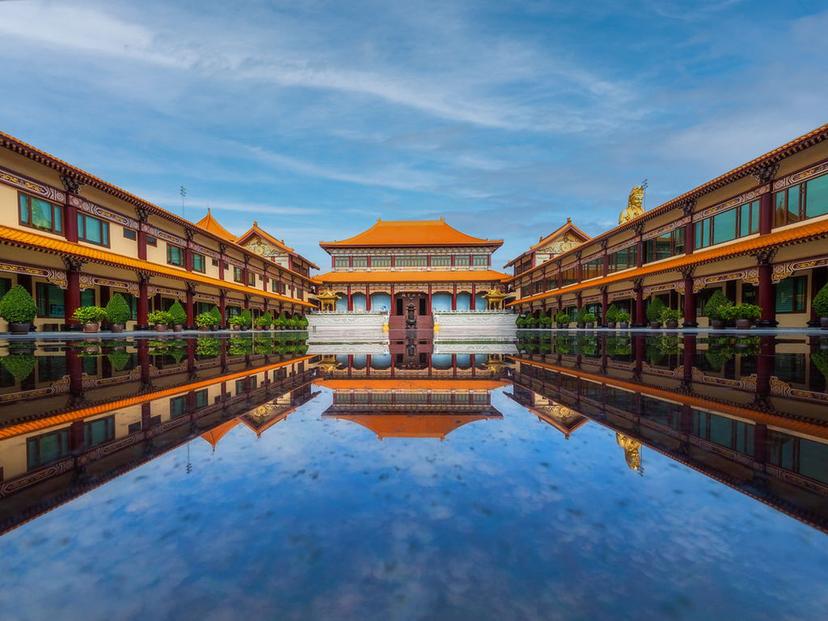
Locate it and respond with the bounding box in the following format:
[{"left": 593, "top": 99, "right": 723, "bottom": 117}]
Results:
[
  {"left": 320, "top": 218, "right": 502, "bottom": 249},
  {"left": 195, "top": 208, "right": 237, "bottom": 242},
  {"left": 200, "top": 418, "right": 240, "bottom": 449},
  {"left": 236, "top": 222, "right": 321, "bottom": 270}
]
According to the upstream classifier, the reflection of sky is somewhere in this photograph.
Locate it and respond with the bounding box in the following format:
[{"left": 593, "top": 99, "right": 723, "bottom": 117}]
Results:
[{"left": 1, "top": 388, "right": 827, "bottom": 621}]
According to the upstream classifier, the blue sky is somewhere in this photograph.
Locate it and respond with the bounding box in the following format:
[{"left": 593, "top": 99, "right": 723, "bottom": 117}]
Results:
[{"left": 0, "top": 0, "right": 826, "bottom": 269}]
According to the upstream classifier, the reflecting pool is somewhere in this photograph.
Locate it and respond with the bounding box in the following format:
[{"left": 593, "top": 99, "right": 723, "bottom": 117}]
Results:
[{"left": 0, "top": 332, "right": 826, "bottom": 620}]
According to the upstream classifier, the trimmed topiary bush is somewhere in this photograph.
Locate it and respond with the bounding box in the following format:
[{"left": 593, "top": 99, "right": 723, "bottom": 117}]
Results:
[
  {"left": 169, "top": 300, "right": 187, "bottom": 327},
  {"left": 73, "top": 306, "right": 107, "bottom": 324},
  {"left": 195, "top": 311, "right": 219, "bottom": 329},
  {"left": 703, "top": 289, "right": 732, "bottom": 320},
  {"left": 105, "top": 293, "right": 132, "bottom": 326},
  {"left": 0, "top": 353, "right": 36, "bottom": 383},
  {"left": 813, "top": 283, "right": 828, "bottom": 319},
  {"left": 605, "top": 304, "right": 619, "bottom": 324},
  {"left": 0, "top": 285, "right": 37, "bottom": 325},
  {"left": 646, "top": 297, "right": 666, "bottom": 323},
  {"left": 148, "top": 310, "right": 173, "bottom": 326}
]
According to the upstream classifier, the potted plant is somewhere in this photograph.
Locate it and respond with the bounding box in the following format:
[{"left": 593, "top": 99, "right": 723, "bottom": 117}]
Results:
[
  {"left": 105, "top": 293, "right": 132, "bottom": 332},
  {"left": 0, "top": 284, "right": 38, "bottom": 334},
  {"left": 255, "top": 311, "right": 273, "bottom": 330},
  {"left": 582, "top": 311, "right": 596, "bottom": 329},
  {"left": 555, "top": 311, "right": 570, "bottom": 329},
  {"left": 605, "top": 304, "right": 619, "bottom": 329},
  {"left": 574, "top": 308, "right": 586, "bottom": 329},
  {"left": 661, "top": 308, "right": 682, "bottom": 329},
  {"left": 538, "top": 314, "right": 552, "bottom": 329},
  {"left": 731, "top": 303, "right": 760, "bottom": 329},
  {"left": 196, "top": 336, "right": 220, "bottom": 358},
  {"left": 195, "top": 310, "right": 219, "bottom": 330},
  {"left": 0, "top": 352, "right": 36, "bottom": 383},
  {"left": 169, "top": 300, "right": 187, "bottom": 332},
  {"left": 298, "top": 315, "right": 309, "bottom": 330},
  {"left": 704, "top": 290, "right": 731, "bottom": 329},
  {"left": 616, "top": 310, "right": 631, "bottom": 329},
  {"left": 210, "top": 306, "right": 222, "bottom": 329},
  {"left": 229, "top": 315, "right": 245, "bottom": 331},
  {"left": 646, "top": 297, "right": 666, "bottom": 329},
  {"left": 107, "top": 349, "right": 131, "bottom": 372},
  {"left": 813, "top": 283, "right": 828, "bottom": 329},
  {"left": 148, "top": 310, "right": 173, "bottom": 332},
  {"left": 72, "top": 306, "right": 108, "bottom": 332}
]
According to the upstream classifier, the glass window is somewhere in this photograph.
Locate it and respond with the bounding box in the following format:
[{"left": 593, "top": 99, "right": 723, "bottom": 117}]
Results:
[
  {"left": 167, "top": 244, "right": 184, "bottom": 266},
  {"left": 194, "top": 389, "right": 208, "bottom": 409},
  {"left": 19, "top": 194, "right": 63, "bottom": 234},
  {"left": 248, "top": 272, "right": 256, "bottom": 285},
  {"left": 472, "top": 255, "right": 488, "bottom": 266},
  {"left": 123, "top": 227, "right": 137, "bottom": 240},
  {"left": 371, "top": 256, "right": 391, "bottom": 268},
  {"left": 36, "top": 283, "right": 64, "bottom": 317},
  {"left": 170, "top": 395, "right": 187, "bottom": 418},
  {"left": 233, "top": 266, "right": 244, "bottom": 282},
  {"left": 192, "top": 253, "right": 206, "bottom": 273},
  {"left": 431, "top": 255, "right": 451, "bottom": 267},
  {"left": 454, "top": 255, "right": 470, "bottom": 266},
  {"left": 146, "top": 235, "right": 157, "bottom": 246},
  {"left": 352, "top": 256, "right": 368, "bottom": 268},
  {"left": 27, "top": 429, "right": 70, "bottom": 470},
  {"left": 805, "top": 174, "right": 828, "bottom": 219},
  {"left": 84, "top": 417, "right": 114, "bottom": 448},
  {"left": 775, "top": 276, "right": 807, "bottom": 313},
  {"left": 333, "top": 256, "right": 349, "bottom": 268},
  {"left": 0, "top": 278, "right": 10, "bottom": 298},
  {"left": 609, "top": 246, "right": 637, "bottom": 272},
  {"left": 396, "top": 256, "right": 426, "bottom": 267},
  {"left": 81, "top": 289, "right": 95, "bottom": 307},
  {"left": 77, "top": 213, "right": 110, "bottom": 246},
  {"left": 711, "top": 208, "right": 737, "bottom": 245}
]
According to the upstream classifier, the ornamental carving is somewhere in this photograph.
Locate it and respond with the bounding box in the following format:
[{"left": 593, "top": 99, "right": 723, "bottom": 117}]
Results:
[
  {"left": 193, "top": 293, "right": 219, "bottom": 303},
  {"left": 772, "top": 255, "right": 828, "bottom": 283},
  {"left": 140, "top": 224, "right": 186, "bottom": 247},
  {"left": 642, "top": 216, "right": 690, "bottom": 241},
  {"left": 60, "top": 175, "right": 82, "bottom": 194},
  {"left": 608, "top": 290, "right": 634, "bottom": 301},
  {"left": 146, "top": 286, "right": 186, "bottom": 300},
  {"left": 606, "top": 236, "right": 639, "bottom": 254},
  {"left": 0, "top": 166, "right": 66, "bottom": 202},
  {"left": 692, "top": 270, "right": 757, "bottom": 292},
  {"left": 643, "top": 281, "right": 682, "bottom": 297},
  {"left": 189, "top": 241, "right": 219, "bottom": 260},
  {"left": 70, "top": 196, "right": 140, "bottom": 229},
  {"left": 752, "top": 161, "right": 779, "bottom": 185},
  {"left": 0, "top": 261, "right": 67, "bottom": 288},
  {"left": 773, "top": 161, "right": 828, "bottom": 191},
  {"left": 78, "top": 275, "right": 139, "bottom": 295},
  {"left": 694, "top": 185, "right": 769, "bottom": 222}
]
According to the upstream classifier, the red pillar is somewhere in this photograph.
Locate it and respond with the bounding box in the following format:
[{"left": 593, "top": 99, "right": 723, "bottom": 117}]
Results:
[
  {"left": 759, "top": 188, "right": 774, "bottom": 235},
  {"left": 365, "top": 286, "right": 371, "bottom": 311},
  {"left": 64, "top": 259, "right": 82, "bottom": 330},
  {"left": 66, "top": 348, "right": 84, "bottom": 398},
  {"left": 137, "top": 274, "right": 149, "bottom": 329},
  {"left": 470, "top": 284, "right": 476, "bottom": 311},
  {"left": 757, "top": 251, "right": 777, "bottom": 327},
  {"left": 451, "top": 285, "right": 457, "bottom": 310},
  {"left": 61, "top": 177, "right": 80, "bottom": 243},
  {"left": 427, "top": 284, "right": 432, "bottom": 315},
  {"left": 683, "top": 271, "right": 697, "bottom": 328},
  {"left": 601, "top": 288, "right": 609, "bottom": 326},
  {"left": 185, "top": 284, "right": 195, "bottom": 329},
  {"left": 347, "top": 285, "right": 353, "bottom": 311},
  {"left": 138, "top": 339, "right": 150, "bottom": 386},
  {"left": 633, "top": 283, "right": 645, "bottom": 327},
  {"left": 219, "top": 292, "right": 226, "bottom": 329}
]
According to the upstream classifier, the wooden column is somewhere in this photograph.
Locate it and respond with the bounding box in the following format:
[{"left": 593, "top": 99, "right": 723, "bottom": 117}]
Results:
[
  {"left": 755, "top": 163, "right": 779, "bottom": 235},
  {"left": 63, "top": 257, "right": 83, "bottom": 331},
  {"left": 682, "top": 268, "right": 697, "bottom": 328},
  {"left": 218, "top": 244, "right": 226, "bottom": 281},
  {"left": 219, "top": 291, "right": 227, "bottom": 329},
  {"left": 365, "top": 286, "right": 371, "bottom": 311},
  {"left": 136, "top": 207, "right": 149, "bottom": 261},
  {"left": 451, "top": 285, "right": 457, "bottom": 310},
  {"left": 682, "top": 199, "right": 696, "bottom": 255},
  {"left": 66, "top": 348, "right": 84, "bottom": 398},
  {"left": 600, "top": 287, "right": 609, "bottom": 326},
  {"left": 185, "top": 283, "right": 195, "bottom": 329},
  {"left": 470, "top": 284, "right": 476, "bottom": 311},
  {"left": 347, "top": 285, "right": 353, "bottom": 311},
  {"left": 61, "top": 176, "right": 81, "bottom": 243},
  {"left": 756, "top": 250, "right": 778, "bottom": 327},
  {"left": 633, "top": 280, "right": 645, "bottom": 327},
  {"left": 137, "top": 273, "right": 149, "bottom": 329},
  {"left": 427, "top": 284, "right": 432, "bottom": 315}
]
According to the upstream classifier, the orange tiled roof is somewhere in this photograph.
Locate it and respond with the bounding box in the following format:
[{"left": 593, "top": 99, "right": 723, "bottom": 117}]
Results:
[
  {"left": 320, "top": 218, "right": 502, "bottom": 248},
  {"left": 316, "top": 269, "right": 510, "bottom": 284},
  {"left": 0, "top": 356, "right": 314, "bottom": 440},
  {"left": 510, "top": 217, "right": 828, "bottom": 306},
  {"left": 507, "top": 123, "right": 828, "bottom": 283},
  {"left": 201, "top": 418, "right": 240, "bottom": 449},
  {"left": 330, "top": 414, "right": 496, "bottom": 439},
  {"left": 195, "top": 209, "right": 237, "bottom": 242},
  {"left": 0, "top": 225, "right": 315, "bottom": 308},
  {"left": 504, "top": 219, "right": 590, "bottom": 268},
  {"left": 315, "top": 378, "right": 507, "bottom": 390},
  {"left": 236, "top": 222, "right": 321, "bottom": 270},
  {"left": 510, "top": 356, "right": 828, "bottom": 441}
]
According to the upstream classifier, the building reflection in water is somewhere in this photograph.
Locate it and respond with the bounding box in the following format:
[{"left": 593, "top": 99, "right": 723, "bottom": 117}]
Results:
[
  {"left": 512, "top": 332, "right": 828, "bottom": 532},
  {"left": 0, "top": 332, "right": 826, "bottom": 535}
]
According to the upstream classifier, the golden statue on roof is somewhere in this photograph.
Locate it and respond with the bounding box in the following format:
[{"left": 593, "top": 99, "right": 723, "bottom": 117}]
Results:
[
  {"left": 619, "top": 181, "right": 647, "bottom": 224},
  {"left": 616, "top": 432, "right": 643, "bottom": 473}
]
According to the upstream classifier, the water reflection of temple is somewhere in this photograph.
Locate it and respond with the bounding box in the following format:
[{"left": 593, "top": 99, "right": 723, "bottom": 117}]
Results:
[
  {"left": 0, "top": 338, "right": 319, "bottom": 534},
  {"left": 511, "top": 333, "right": 828, "bottom": 532},
  {"left": 317, "top": 341, "right": 506, "bottom": 440}
]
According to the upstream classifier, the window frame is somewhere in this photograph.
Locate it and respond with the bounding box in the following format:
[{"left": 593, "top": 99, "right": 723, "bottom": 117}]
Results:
[
  {"left": 18, "top": 192, "right": 63, "bottom": 235},
  {"left": 166, "top": 243, "right": 185, "bottom": 267},
  {"left": 192, "top": 252, "right": 206, "bottom": 273},
  {"left": 77, "top": 212, "right": 110, "bottom": 247}
]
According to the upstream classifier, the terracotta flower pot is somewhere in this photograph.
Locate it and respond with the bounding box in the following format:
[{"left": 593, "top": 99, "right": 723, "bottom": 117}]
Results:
[
  {"left": 586, "top": 322, "right": 595, "bottom": 329},
  {"left": 8, "top": 322, "right": 30, "bottom": 334},
  {"left": 110, "top": 324, "right": 124, "bottom": 333},
  {"left": 606, "top": 322, "right": 616, "bottom": 329},
  {"left": 650, "top": 321, "right": 662, "bottom": 329},
  {"left": 577, "top": 322, "right": 585, "bottom": 329},
  {"left": 155, "top": 324, "right": 167, "bottom": 332},
  {"left": 83, "top": 322, "right": 99, "bottom": 333},
  {"left": 174, "top": 324, "right": 184, "bottom": 332},
  {"left": 736, "top": 319, "right": 752, "bottom": 329},
  {"left": 665, "top": 320, "right": 678, "bottom": 329},
  {"left": 619, "top": 321, "right": 629, "bottom": 329},
  {"left": 710, "top": 319, "right": 725, "bottom": 329}
]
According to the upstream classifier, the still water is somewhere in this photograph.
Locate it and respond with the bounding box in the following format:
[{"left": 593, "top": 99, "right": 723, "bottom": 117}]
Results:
[{"left": 0, "top": 332, "right": 826, "bottom": 620}]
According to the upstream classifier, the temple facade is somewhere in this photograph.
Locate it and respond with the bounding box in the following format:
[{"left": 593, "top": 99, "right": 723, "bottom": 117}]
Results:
[
  {"left": 315, "top": 218, "right": 510, "bottom": 330},
  {"left": 0, "top": 131, "right": 317, "bottom": 331},
  {"left": 508, "top": 123, "right": 828, "bottom": 328}
]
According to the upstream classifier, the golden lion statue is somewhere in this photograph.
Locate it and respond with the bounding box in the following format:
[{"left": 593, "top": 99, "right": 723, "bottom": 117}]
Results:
[{"left": 618, "top": 182, "right": 647, "bottom": 224}]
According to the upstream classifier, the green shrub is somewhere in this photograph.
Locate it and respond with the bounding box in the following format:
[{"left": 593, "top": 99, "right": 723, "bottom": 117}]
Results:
[
  {"left": 582, "top": 311, "right": 596, "bottom": 323},
  {"left": 555, "top": 311, "right": 570, "bottom": 325},
  {"left": 255, "top": 315, "right": 272, "bottom": 329},
  {"left": 229, "top": 314, "right": 247, "bottom": 328},
  {"left": 148, "top": 310, "right": 173, "bottom": 326},
  {"left": 616, "top": 310, "right": 631, "bottom": 324},
  {"left": 105, "top": 293, "right": 132, "bottom": 325},
  {"left": 210, "top": 306, "right": 222, "bottom": 323},
  {"left": 605, "top": 304, "right": 619, "bottom": 323},
  {"left": 812, "top": 351, "right": 828, "bottom": 381},
  {"left": 195, "top": 311, "right": 219, "bottom": 329},
  {"left": 107, "top": 350, "right": 131, "bottom": 372},
  {"left": 814, "top": 284, "right": 828, "bottom": 318},
  {"left": 72, "top": 306, "right": 108, "bottom": 324},
  {"left": 539, "top": 314, "right": 552, "bottom": 328},
  {"left": 733, "top": 303, "right": 760, "bottom": 320},
  {"left": 196, "top": 336, "right": 220, "bottom": 358},
  {"left": 0, "top": 353, "right": 36, "bottom": 383},
  {"left": 169, "top": 300, "right": 187, "bottom": 326},
  {"left": 274, "top": 315, "right": 288, "bottom": 329},
  {"left": 646, "top": 297, "right": 666, "bottom": 323},
  {"left": 703, "top": 289, "right": 732, "bottom": 320},
  {"left": 661, "top": 308, "right": 682, "bottom": 322},
  {"left": 0, "top": 285, "right": 37, "bottom": 324}
]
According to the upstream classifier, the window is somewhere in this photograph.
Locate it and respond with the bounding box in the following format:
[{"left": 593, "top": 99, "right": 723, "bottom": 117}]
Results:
[
  {"left": 271, "top": 280, "right": 285, "bottom": 294},
  {"left": 334, "top": 256, "right": 349, "bottom": 268},
  {"left": 0, "top": 278, "right": 10, "bottom": 298},
  {"left": 352, "top": 256, "right": 368, "bottom": 268},
  {"left": 77, "top": 213, "right": 110, "bottom": 246},
  {"left": 371, "top": 256, "right": 391, "bottom": 268},
  {"left": 582, "top": 258, "right": 603, "bottom": 280},
  {"left": 774, "top": 174, "right": 828, "bottom": 227},
  {"left": 472, "top": 255, "right": 488, "bottom": 267},
  {"left": 233, "top": 266, "right": 244, "bottom": 283},
  {"left": 123, "top": 228, "right": 137, "bottom": 240},
  {"left": 396, "top": 256, "right": 426, "bottom": 267},
  {"left": 247, "top": 272, "right": 256, "bottom": 285},
  {"left": 19, "top": 193, "right": 63, "bottom": 234},
  {"left": 431, "top": 255, "right": 451, "bottom": 267},
  {"left": 81, "top": 289, "right": 95, "bottom": 307},
  {"left": 170, "top": 395, "right": 187, "bottom": 418},
  {"left": 561, "top": 265, "right": 578, "bottom": 286},
  {"left": 146, "top": 235, "right": 157, "bottom": 246},
  {"left": 36, "top": 283, "right": 64, "bottom": 317},
  {"left": 644, "top": 227, "right": 685, "bottom": 263},
  {"left": 775, "top": 276, "right": 807, "bottom": 313},
  {"left": 695, "top": 201, "right": 758, "bottom": 249},
  {"left": 194, "top": 389, "right": 208, "bottom": 409},
  {"left": 192, "top": 252, "right": 206, "bottom": 273},
  {"left": 167, "top": 244, "right": 184, "bottom": 266},
  {"left": 609, "top": 246, "right": 637, "bottom": 272},
  {"left": 454, "top": 255, "right": 470, "bottom": 267},
  {"left": 27, "top": 429, "right": 70, "bottom": 470},
  {"left": 84, "top": 416, "right": 114, "bottom": 448}
]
